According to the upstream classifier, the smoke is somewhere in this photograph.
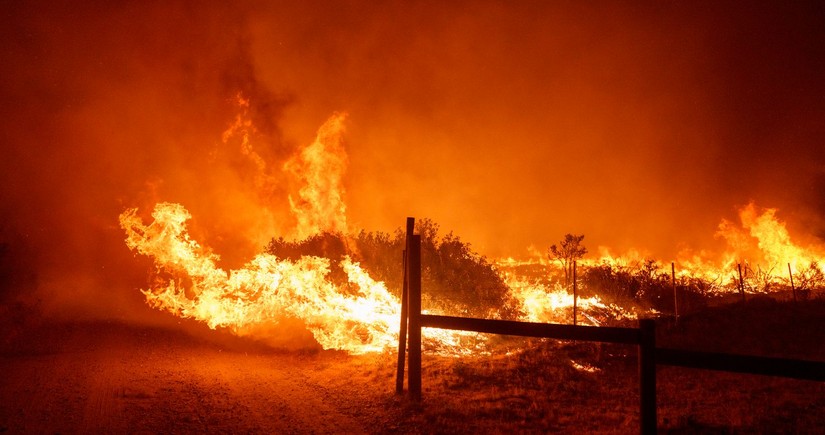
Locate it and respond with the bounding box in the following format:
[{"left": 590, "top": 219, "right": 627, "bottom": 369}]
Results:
[
  {"left": 246, "top": 1, "right": 825, "bottom": 256},
  {"left": 1, "top": 1, "right": 824, "bottom": 322},
  {"left": 0, "top": 1, "right": 293, "bottom": 322}
]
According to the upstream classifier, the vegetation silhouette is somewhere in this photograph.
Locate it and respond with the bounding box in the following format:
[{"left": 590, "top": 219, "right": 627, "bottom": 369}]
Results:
[
  {"left": 265, "top": 218, "right": 521, "bottom": 319},
  {"left": 548, "top": 234, "right": 587, "bottom": 288}
]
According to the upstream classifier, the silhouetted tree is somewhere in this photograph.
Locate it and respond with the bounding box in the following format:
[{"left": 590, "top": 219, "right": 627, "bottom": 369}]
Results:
[{"left": 548, "top": 234, "right": 587, "bottom": 287}]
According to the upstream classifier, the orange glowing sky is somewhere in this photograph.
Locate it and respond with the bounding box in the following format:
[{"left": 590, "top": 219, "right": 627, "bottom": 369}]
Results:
[{"left": 1, "top": 1, "right": 824, "bottom": 318}]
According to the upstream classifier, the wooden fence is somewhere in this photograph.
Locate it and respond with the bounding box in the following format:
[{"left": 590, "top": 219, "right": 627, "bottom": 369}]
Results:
[{"left": 394, "top": 218, "right": 825, "bottom": 435}]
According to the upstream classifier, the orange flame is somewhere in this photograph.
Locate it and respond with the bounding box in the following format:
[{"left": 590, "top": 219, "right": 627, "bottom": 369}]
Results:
[
  {"left": 119, "top": 202, "right": 503, "bottom": 355},
  {"left": 717, "top": 202, "right": 824, "bottom": 273},
  {"left": 509, "top": 202, "right": 824, "bottom": 297},
  {"left": 121, "top": 98, "right": 822, "bottom": 355},
  {"left": 503, "top": 274, "right": 639, "bottom": 325},
  {"left": 220, "top": 94, "right": 278, "bottom": 197},
  {"left": 120, "top": 202, "right": 400, "bottom": 354},
  {"left": 284, "top": 112, "right": 349, "bottom": 239}
]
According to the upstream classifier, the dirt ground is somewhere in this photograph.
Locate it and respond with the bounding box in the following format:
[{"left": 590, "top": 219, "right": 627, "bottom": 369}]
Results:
[
  {"left": 0, "top": 321, "right": 405, "bottom": 434},
  {"left": 1, "top": 298, "right": 824, "bottom": 434}
]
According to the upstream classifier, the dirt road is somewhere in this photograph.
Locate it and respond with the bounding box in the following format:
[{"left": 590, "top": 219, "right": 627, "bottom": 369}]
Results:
[
  {"left": 3, "top": 302, "right": 823, "bottom": 433},
  {"left": 0, "top": 322, "right": 398, "bottom": 434}
]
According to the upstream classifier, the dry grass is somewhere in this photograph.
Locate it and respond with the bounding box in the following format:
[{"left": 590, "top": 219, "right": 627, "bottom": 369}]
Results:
[
  {"left": 1, "top": 297, "right": 822, "bottom": 433},
  {"left": 338, "top": 298, "right": 825, "bottom": 433}
]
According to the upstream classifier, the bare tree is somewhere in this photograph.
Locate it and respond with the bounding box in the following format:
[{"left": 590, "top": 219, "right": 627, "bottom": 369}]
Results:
[{"left": 548, "top": 234, "right": 587, "bottom": 288}]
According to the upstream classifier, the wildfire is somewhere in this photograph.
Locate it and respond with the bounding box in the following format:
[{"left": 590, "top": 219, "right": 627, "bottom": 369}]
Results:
[
  {"left": 504, "top": 274, "right": 639, "bottom": 326},
  {"left": 717, "top": 203, "right": 824, "bottom": 273},
  {"left": 674, "top": 203, "right": 825, "bottom": 293},
  {"left": 284, "top": 112, "right": 349, "bottom": 239},
  {"left": 120, "top": 202, "right": 400, "bottom": 354},
  {"left": 504, "top": 202, "right": 824, "bottom": 298},
  {"left": 121, "top": 99, "right": 823, "bottom": 355},
  {"left": 120, "top": 110, "right": 401, "bottom": 354}
]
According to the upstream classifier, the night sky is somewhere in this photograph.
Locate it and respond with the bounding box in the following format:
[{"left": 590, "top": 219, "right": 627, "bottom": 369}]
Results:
[{"left": 1, "top": 1, "right": 823, "bottom": 318}]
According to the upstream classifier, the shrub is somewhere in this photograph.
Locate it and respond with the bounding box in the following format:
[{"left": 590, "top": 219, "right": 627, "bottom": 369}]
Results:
[{"left": 264, "top": 218, "right": 521, "bottom": 319}]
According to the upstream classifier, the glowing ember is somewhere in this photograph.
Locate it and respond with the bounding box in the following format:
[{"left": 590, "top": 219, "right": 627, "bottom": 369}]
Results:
[{"left": 570, "top": 359, "right": 601, "bottom": 373}]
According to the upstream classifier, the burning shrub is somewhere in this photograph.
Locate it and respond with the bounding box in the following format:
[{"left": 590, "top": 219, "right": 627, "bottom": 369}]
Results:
[
  {"left": 264, "top": 233, "right": 352, "bottom": 290},
  {"left": 580, "top": 260, "right": 708, "bottom": 314},
  {"left": 264, "top": 218, "right": 521, "bottom": 320},
  {"left": 579, "top": 262, "right": 638, "bottom": 304},
  {"left": 791, "top": 261, "right": 825, "bottom": 300},
  {"left": 419, "top": 224, "right": 521, "bottom": 320},
  {"left": 737, "top": 262, "right": 779, "bottom": 294}
]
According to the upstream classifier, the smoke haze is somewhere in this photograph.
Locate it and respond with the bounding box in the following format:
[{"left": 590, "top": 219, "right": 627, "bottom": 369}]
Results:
[{"left": 1, "top": 1, "right": 824, "bottom": 320}]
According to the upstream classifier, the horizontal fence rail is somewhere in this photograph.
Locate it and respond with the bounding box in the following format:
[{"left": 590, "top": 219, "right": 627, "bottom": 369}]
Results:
[
  {"left": 656, "top": 348, "right": 825, "bottom": 382},
  {"left": 421, "top": 314, "right": 641, "bottom": 345}
]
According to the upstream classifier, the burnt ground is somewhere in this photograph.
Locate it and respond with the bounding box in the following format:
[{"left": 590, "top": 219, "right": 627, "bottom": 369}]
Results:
[{"left": 1, "top": 297, "right": 823, "bottom": 434}]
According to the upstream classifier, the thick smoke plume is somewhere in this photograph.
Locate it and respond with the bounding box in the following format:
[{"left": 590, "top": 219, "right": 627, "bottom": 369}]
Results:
[{"left": 1, "top": 1, "right": 824, "bottom": 323}]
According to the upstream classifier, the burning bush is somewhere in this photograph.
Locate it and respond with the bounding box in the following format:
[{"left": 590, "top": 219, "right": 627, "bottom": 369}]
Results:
[
  {"left": 577, "top": 260, "right": 707, "bottom": 314},
  {"left": 791, "top": 261, "right": 825, "bottom": 300},
  {"left": 265, "top": 218, "right": 521, "bottom": 320}
]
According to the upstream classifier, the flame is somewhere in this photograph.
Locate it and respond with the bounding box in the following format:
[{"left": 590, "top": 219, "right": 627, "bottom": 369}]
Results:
[
  {"left": 119, "top": 201, "right": 506, "bottom": 355},
  {"left": 284, "top": 112, "right": 349, "bottom": 239},
  {"left": 120, "top": 98, "right": 823, "bottom": 356},
  {"left": 504, "top": 274, "right": 639, "bottom": 326},
  {"left": 507, "top": 202, "right": 824, "bottom": 298},
  {"left": 220, "top": 94, "right": 279, "bottom": 197},
  {"left": 119, "top": 108, "right": 498, "bottom": 355},
  {"left": 717, "top": 202, "right": 824, "bottom": 273},
  {"left": 120, "top": 202, "right": 399, "bottom": 354},
  {"left": 119, "top": 197, "right": 821, "bottom": 354}
]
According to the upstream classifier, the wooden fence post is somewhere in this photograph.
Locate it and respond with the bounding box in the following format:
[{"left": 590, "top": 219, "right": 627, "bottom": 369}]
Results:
[
  {"left": 572, "top": 261, "right": 578, "bottom": 326},
  {"left": 395, "top": 249, "right": 408, "bottom": 394},
  {"left": 671, "top": 262, "right": 678, "bottom": 323},
  {"left": 737, "top": 263, "right": 746, "bottom": 302},
  {"left": 788, "top": 263, "right": 797, "bottom": 303},
  {"left": 639, "top": 319, "right": 657, "bottom": 434},
  {"left": 408, "top": 234, "right": 422, "bottom": 400},
  {"left": 395, "top": 218, "right": 415, "bottom": 394}
]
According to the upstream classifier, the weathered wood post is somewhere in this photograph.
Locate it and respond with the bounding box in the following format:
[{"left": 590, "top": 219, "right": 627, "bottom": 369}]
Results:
[
  {"left": 395, "top": 250, "right": 408, "bottom": 394},
  {"left": 572, "top": 261, "right": 578, "bottom": 326},
  {"left": 671, "top": 262, "right": 678, "bottom": 323},
  {"left": 737, "top": 263, "right": 745, "bottom": 302},
  {"left": 408, "top": 234, "right": 422, "bottom": 400},
  {"left": 395, "top": 218, "right": 415, "bottom": 394},
  {"left": 788, "top": 263, "right": 797, "bottom": 303},
  {"left": 639, "top": 319, "right": 657, "bottom": 434}
]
